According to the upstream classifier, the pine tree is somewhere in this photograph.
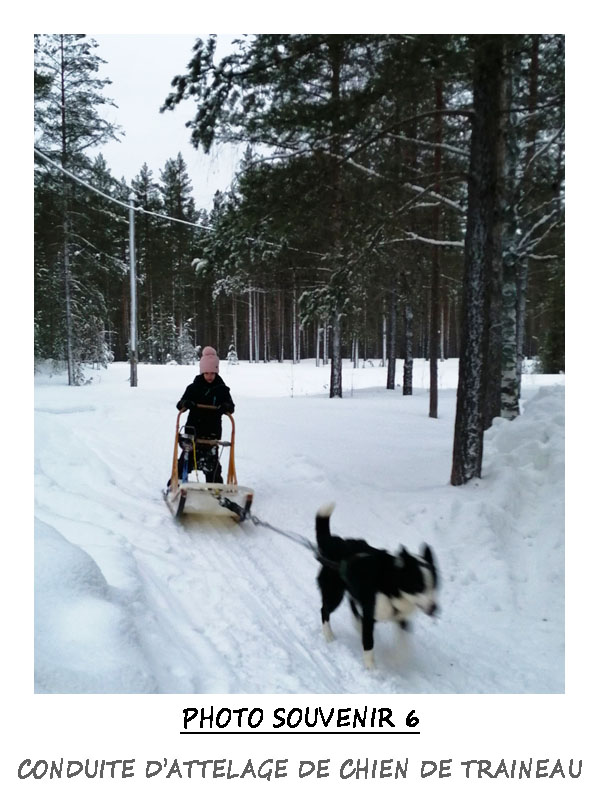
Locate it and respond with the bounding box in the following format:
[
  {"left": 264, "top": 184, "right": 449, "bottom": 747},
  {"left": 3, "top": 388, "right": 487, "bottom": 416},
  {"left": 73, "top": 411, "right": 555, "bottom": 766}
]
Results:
[
  {"left": 500, "top": 35, "right": 564, "bottom": 417},
  {"left": 34, "top": 34, "right": 120, "bottom": 383},
  {"left": 72, "top": 154, "right": 128, "bottom": 366},
  {"left": 131, "top": 163, "right": 166, "bottom": 362},
  {"left": 158, "top": 153, "right": 202, "bottom": 362},
  {"left": 451, "top": 36, "right": 505, "bottom": 486},
  {"left": 163, "top": 34, "right": 389, "bottom": 396}
]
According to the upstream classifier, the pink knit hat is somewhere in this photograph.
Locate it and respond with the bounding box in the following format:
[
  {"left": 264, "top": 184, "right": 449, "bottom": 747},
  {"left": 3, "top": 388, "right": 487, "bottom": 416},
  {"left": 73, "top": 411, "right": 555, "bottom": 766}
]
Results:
[{"left": 199, "top": 346, "right": 219, "bottom": 374}]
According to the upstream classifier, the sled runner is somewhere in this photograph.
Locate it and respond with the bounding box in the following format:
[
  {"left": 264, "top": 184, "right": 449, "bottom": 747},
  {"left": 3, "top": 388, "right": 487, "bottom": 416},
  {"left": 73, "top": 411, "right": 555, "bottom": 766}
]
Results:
[{"left": 163, "top": 404, "right": 254, "bottom": 522}]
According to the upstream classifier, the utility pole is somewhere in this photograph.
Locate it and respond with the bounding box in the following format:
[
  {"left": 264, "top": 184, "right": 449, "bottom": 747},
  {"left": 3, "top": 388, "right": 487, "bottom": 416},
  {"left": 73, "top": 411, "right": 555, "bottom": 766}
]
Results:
[{"left": 129, "top": 192, "right": 138, "bottom": 387}]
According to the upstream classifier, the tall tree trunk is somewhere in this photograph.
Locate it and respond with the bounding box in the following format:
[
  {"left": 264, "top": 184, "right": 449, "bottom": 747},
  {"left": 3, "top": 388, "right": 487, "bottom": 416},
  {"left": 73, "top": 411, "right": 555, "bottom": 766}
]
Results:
[
  {"left": 232, "top": 292, "right": 238, "bottom": 353},
  {"left": 62, "top": 210, "right": 76, "bottom": 385},
  {"left": 516, "top": 35, "right": 540, "bottom": 383},
  {"left": 422, "top": 293, "right": 429, "bottom": 360},
  {"left": 263, "top": 290, "right": 269, "bottom": 362},
  {"left": 440, "top": 299, "right": 446, "bottom": 361},
  {"left": 429, "top": 77, "right": 443, "bottom": 418},
  {"left": 516, "top": 264, "right": 528, "bottom": 373},
  {"left": 328, "top": 36, "right": 344, "bottom": 398},
  {"left": 292, "top": 286, "right": 298, "bottom": 363},
  {"left": 247, "top": 288, "right": 254, "bottom": 362},
  {"left": 403, "top": 302, "right": 413, "bottom": 395},
  {"left": 59, "top": 35, "right": 77, "bottom": 385},
  {"left": 278, "top": 289, "right": 284, "bottom": 362},
  {"left": 330, "top": 314, "right": 343, "bottom": 397},
  {"left": 483, "top": 151, "right": 505, "bottom": 429},
  {"left": 501, "top": 39, "right": 521, "bottom": 419},
  {"left": 254, "top": 289, "right": 260, "bottom": 362},
  {"left": 386, "top": 289, "right": 397, "bottom": 389},
  {"left": 454, "top": 293, "right": 461, "bottom": 358},
  {"left": 451, "top": 36, "right": 504, "bottom": 485},
  {"left": 315, "top": 325, "right": 321, "bottom": 366}
]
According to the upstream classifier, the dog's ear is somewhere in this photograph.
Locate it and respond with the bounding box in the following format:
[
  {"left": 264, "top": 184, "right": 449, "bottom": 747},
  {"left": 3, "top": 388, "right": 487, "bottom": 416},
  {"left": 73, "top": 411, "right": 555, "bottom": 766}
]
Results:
[
  {"left": 395, "top": 546, "right": 408, "bottom": 568},
  {"left": 421, "top": 544, "right": 434, "bottom": 565}
]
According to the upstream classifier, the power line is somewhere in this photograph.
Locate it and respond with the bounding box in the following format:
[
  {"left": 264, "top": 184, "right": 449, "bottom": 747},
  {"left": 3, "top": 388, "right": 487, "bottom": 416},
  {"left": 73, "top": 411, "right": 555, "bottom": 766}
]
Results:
[
  {"left": 34, "top": 147, "right": 214, "bottom": 231},
  {"left": 34, "top": 147, "right": 326, "bottom": 258}
]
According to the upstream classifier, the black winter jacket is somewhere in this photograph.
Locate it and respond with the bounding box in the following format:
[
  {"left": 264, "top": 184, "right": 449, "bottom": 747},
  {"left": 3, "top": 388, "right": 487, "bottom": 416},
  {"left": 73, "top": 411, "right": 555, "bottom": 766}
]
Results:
[{"left": 176, "top": 374, "right": 235, "bottom": 439}]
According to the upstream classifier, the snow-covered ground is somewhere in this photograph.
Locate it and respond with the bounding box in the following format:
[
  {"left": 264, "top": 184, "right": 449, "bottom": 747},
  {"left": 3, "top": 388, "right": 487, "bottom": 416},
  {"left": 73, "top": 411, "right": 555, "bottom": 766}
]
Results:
[{"left": 34, "top": 358, "right": 564, "bottom": 693}]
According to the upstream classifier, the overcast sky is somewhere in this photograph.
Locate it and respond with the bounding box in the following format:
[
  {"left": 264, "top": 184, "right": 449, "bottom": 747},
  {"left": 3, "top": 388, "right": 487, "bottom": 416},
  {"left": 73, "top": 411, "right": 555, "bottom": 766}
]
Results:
[{"left": 91, "top": 34, "right": 243, "bottom": 210}]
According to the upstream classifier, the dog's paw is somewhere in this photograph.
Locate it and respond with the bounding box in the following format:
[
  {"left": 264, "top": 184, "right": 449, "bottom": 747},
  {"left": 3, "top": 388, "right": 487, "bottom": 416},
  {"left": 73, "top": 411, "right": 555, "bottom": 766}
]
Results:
[
  {"left": 363, "top": 650, "right": 375, "bottom": 670},
  {"left": 322, "top": 622, "right": 335, "bottom": 643}
]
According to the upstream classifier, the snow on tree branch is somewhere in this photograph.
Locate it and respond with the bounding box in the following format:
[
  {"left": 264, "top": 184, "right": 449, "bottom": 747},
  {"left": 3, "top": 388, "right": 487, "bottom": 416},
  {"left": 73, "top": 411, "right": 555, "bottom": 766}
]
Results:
[
  {"left": 402, "top": 183, "right": 466, "bottom": 216},
  {"left": 389, "top": 133, "right": 470, "bottom": 159},
  {"left": 386, "top": 231, "right": 464, "bottom": 248},
  {"left": 517, "top": 210, "right": 562, "bottom": 256},
  {"left": 521, "top": 126, "right": 565, "bottom": 177}
]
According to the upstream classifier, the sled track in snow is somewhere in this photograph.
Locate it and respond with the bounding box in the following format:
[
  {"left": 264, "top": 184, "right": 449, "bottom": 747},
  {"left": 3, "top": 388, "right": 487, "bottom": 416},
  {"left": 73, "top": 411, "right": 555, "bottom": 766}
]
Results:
[{"left": 158, "top": 515, "right": 345, "bottom": 693}]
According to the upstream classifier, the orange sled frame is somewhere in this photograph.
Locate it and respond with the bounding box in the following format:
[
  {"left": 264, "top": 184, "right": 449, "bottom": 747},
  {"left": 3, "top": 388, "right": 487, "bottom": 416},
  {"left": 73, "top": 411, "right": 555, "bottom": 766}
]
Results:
[{"left": 163, "top": 404, "right": 254, "bottom": 522}]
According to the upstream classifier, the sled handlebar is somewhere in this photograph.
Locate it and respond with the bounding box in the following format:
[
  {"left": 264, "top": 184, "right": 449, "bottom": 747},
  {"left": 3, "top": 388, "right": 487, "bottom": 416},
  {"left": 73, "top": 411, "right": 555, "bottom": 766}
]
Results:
[{"left": 186, "top": 403, "right": 235, "bottom": 413}]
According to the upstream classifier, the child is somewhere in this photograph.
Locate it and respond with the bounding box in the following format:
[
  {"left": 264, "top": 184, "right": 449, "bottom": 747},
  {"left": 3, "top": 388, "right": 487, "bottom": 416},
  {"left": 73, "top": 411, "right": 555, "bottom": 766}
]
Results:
[{"left": 173, "top": 346, "right": 235, "bottom": 484}]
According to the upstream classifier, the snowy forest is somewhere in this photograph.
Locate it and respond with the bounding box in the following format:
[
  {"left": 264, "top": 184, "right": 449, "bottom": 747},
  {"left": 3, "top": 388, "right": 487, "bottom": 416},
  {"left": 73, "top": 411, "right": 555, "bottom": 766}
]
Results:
[{"left": 34, "top": 34, "right": 564, "bottom": 482}]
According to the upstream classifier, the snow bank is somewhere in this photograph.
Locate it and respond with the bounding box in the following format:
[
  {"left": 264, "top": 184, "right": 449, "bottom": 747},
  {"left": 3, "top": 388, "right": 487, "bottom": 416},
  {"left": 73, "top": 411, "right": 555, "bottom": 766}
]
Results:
[
  {"left": 433, "top": 385, "right": 565, "bottom": 692},
  {"left": 34, "top": 519, "right": 157, "bottom": 693},
  {"left": 482, "top": 385, "right": 565, "bottom": 627}
]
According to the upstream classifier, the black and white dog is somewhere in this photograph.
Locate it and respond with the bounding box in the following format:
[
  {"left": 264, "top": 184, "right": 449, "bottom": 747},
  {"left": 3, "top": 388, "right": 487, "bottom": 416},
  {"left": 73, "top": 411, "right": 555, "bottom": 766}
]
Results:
[{"left": 316, "top": 503, "right": 439, "bottom": 669}]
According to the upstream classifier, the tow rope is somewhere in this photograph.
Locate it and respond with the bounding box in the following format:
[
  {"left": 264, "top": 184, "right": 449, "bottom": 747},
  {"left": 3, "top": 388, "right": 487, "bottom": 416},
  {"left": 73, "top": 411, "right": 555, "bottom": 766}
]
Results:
[
  {"left": 217, "top": 496, "right": 339, "bottom": 570},
  {"left": 245, "top": 512, "right": 318, "bottom": 556},
  {"left": 250, "top": 513, "right": 347, "bottom": 572}
]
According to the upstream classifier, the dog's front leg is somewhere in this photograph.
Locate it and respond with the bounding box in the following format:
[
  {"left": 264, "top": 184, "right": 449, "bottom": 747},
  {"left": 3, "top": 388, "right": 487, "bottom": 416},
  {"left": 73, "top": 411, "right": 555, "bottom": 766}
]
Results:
[{"left": 361, "top": 600, "right": 376, "bottom": 669}]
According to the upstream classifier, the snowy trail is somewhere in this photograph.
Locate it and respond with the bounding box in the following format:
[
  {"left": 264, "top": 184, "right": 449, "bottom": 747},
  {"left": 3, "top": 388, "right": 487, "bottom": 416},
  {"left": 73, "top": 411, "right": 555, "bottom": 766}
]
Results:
[
  {"left": 35, "top": 409, "right": 341, "bottom": 692},
  {"left": 34, "top": 360, "right": 564, "bottom": 694}
]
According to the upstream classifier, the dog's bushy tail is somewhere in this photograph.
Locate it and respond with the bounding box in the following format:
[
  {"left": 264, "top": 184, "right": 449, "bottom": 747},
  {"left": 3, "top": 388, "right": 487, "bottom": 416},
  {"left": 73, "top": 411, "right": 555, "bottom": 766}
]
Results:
[{"left": 316, "top": 502, "right": 335, "bottom": 553}]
